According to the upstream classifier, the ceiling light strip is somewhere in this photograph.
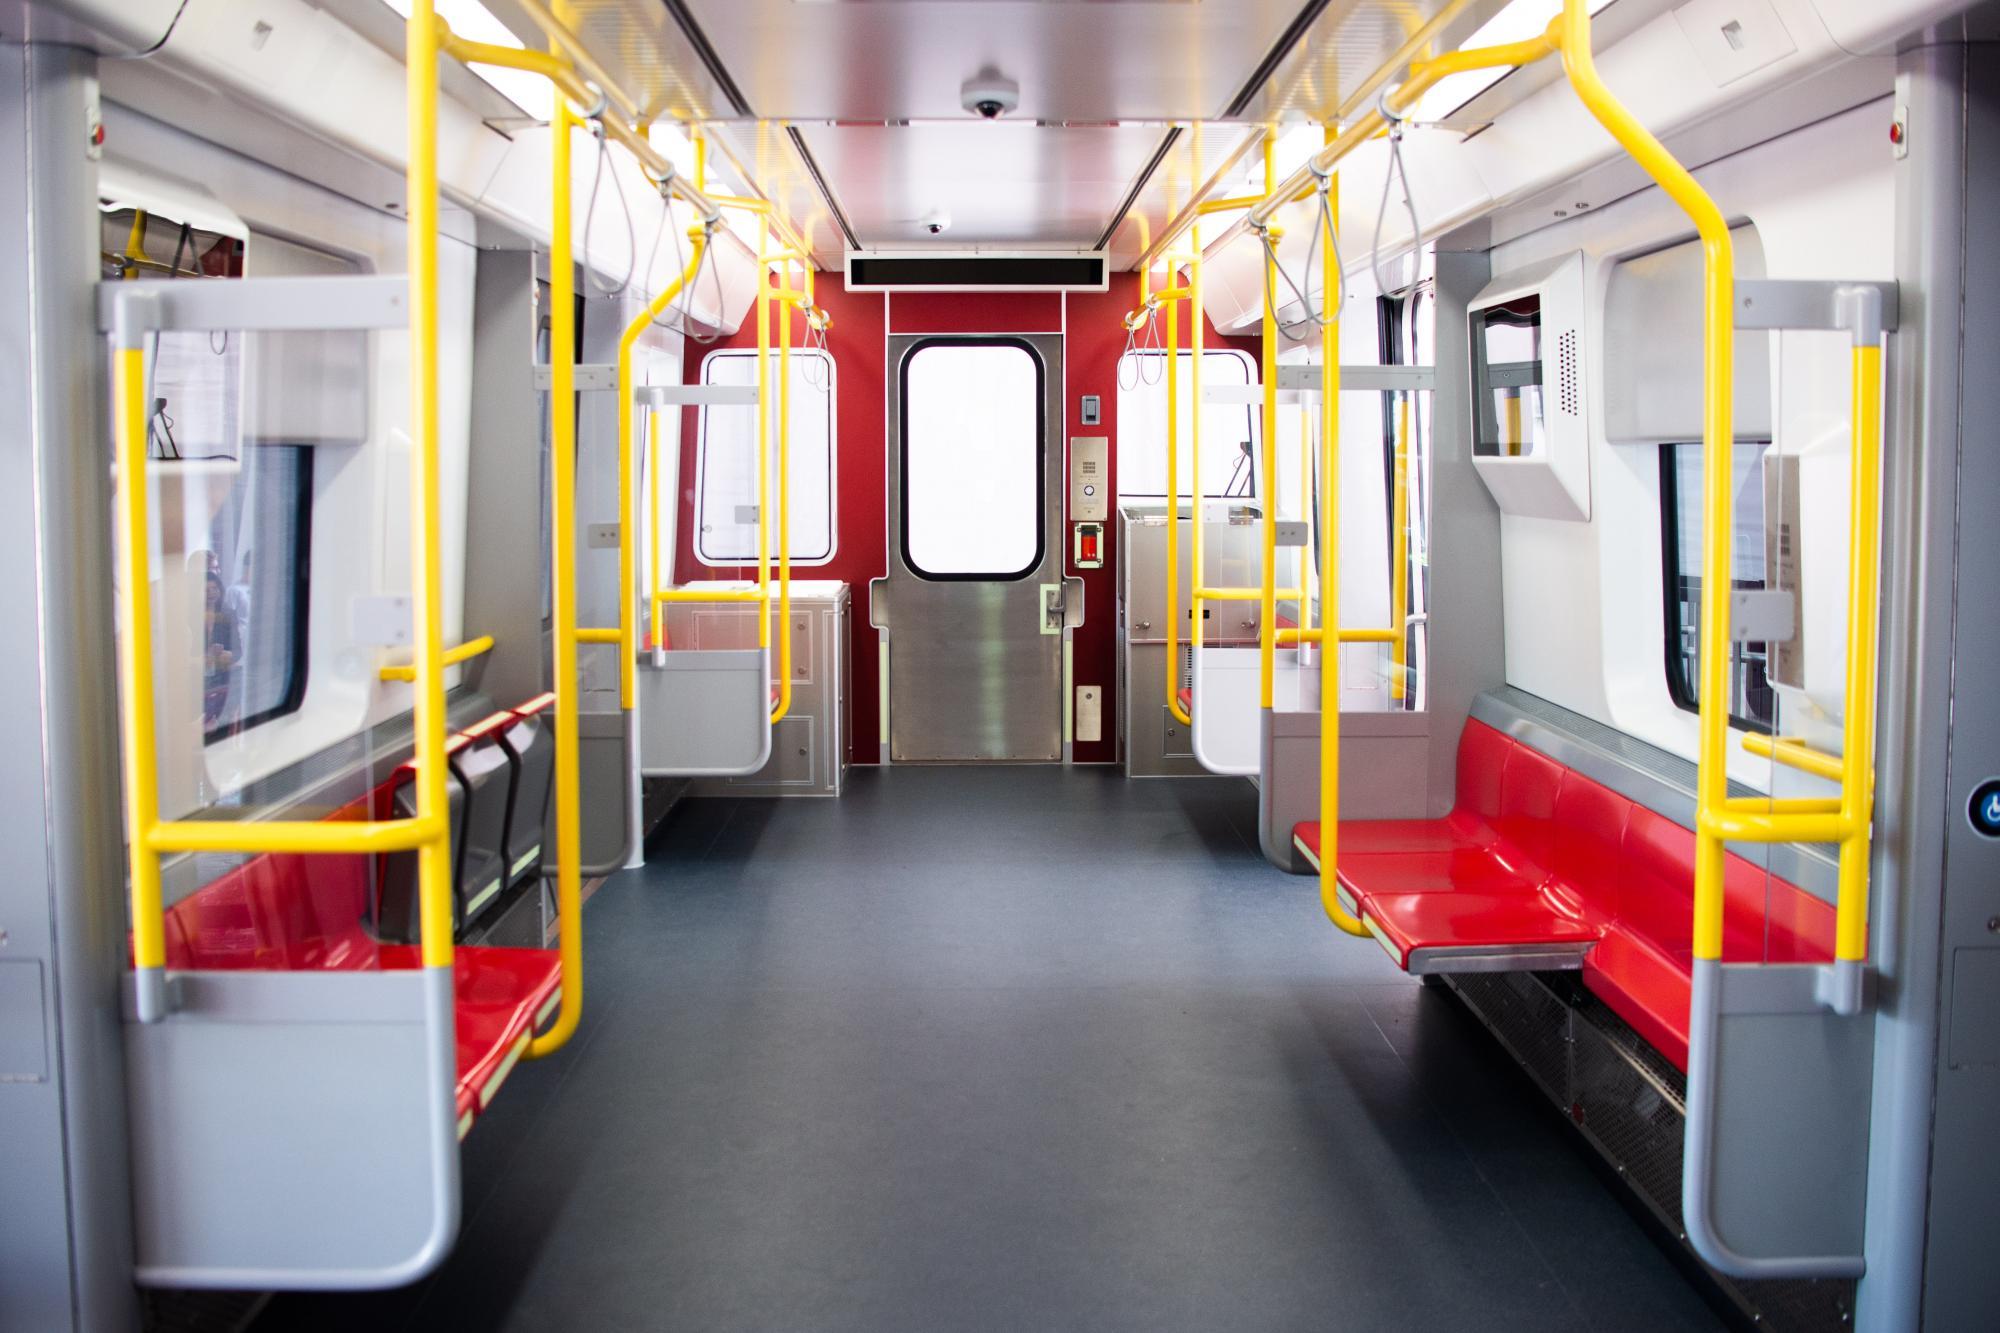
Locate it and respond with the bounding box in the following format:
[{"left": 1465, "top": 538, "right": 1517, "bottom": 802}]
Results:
[{"left": 786, "top": 127, "right": 862, "bottom": 253}]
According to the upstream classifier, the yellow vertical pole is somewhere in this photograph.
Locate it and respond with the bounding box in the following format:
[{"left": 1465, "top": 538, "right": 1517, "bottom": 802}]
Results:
[
  {"left": 755, "top": 211, "right": 770, "bottom": 651},
  {"left": 1299, "top": 392, "right": 1314, "bottom": 635},
  {"left": 529, "top": 92, "right": 582, "bottom": 1057},
  {"left": 1835, "top": 344, "right": 1883, "bottom": 962},
  {"left": 1191, "top": 216, "right": 1205, "bottom": 663},
  {"left": 112, "top": 343, "right": 168, "bottom": 1017},
  {"left": 1259, "top": 225, "right": 1280, "bottom": 709},
  {"left": 406, "top": 0, "right": 455, "bottom": 971},
  {"left": 1317, "top": 138, "right": 1365, "bottom": 936},
  {"left": 1559, "top": 0, "right": 1736, "bottom": 960},
  {"left": 648, "top": 404, "right": 663, "bottom": 654},
  {"left": 1390, "top": 392, "right": 1411, "bottom": 702},
  {"left": 1165, "top": 283, "right": 1192, "bottom": 727},
  {"left": 772, "top": 252, "right": 795, "bottom": 722}
]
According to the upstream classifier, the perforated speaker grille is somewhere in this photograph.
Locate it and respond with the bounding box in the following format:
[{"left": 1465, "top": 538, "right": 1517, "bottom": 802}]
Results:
[{"left": 1558, "top": 329, "right": 1579, "bottom": 416}]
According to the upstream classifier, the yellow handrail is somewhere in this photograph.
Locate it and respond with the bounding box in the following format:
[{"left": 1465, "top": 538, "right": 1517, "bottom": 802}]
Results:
[
  {"left": 1741, "top": 732, "right": 1848, "bottom": 785},
  {"left": 379, "top": 634, "right": 494, "bottom": 682},
  {"left": 1258, "top": 218, "right": 1281, "bottom": 710},
  {"left": 1390, "top": 392, "right": 1412, "bottom": 701},
  {"left": 771, "top": 231, "right": 796, "bottom": 725},
  {"left": 1315, "top": 142, "right": 1368, "bottom": 939},
  {"left": 527, "top": 87, "right": 584, "bottom": 1060},
  {"left": 115, "top": 0, "right": 458, "bottom": 1024},
  {"left": 611, "top": 224, "right": 709, "bottom": 706},
  {"left": 1164, "top": 268, "right": 1192, "bottom": 726}
]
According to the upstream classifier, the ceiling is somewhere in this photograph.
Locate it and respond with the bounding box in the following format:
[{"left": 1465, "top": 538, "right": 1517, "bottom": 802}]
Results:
[{"left": 487, "top": 0, "right": 1520, "bottom": 267}]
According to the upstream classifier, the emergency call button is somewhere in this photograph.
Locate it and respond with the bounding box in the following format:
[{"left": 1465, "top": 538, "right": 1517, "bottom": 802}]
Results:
[{"left": 1970, "top": 779, "right": 2000, "bottom": 839}]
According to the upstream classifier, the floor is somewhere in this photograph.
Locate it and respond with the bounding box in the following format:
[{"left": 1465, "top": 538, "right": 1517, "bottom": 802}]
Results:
[{"left": 257, "top": 767, "right": 1727, "bottom": 1333}]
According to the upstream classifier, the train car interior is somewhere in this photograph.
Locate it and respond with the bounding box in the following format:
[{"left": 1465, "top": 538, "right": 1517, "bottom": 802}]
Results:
[{"left": 4, "top": 0, "right": 2000, "bottom": 1329}]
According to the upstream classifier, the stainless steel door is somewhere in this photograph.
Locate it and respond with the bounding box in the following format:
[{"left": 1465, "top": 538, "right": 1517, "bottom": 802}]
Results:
[{"left": 879, "top": 333, "right": 1064, "bottom": 762}]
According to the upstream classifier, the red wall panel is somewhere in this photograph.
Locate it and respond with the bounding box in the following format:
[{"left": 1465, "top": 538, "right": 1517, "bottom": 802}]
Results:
[{"left": 676, "top": 271, "right": 1248, "bottom": 766}]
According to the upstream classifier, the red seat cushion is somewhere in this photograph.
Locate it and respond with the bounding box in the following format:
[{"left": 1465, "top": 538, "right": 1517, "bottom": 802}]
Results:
[
  {"left": 1361, "top": 887, "right": 1603, "bottom": 970},
  {"left": 379, "top": 944, "right": 563, "bottom": 1128},
  {"left": 150, "top": 739, "right": 568, "bottom": 1132},
  {"left": 1295, "top": 715, "right": 1839, "bottom": 1074}
]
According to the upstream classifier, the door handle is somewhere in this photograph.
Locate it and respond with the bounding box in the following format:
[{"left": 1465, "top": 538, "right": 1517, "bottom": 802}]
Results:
[{"left": 1040, "top": 583, "right": 1064, "bottom": 635}]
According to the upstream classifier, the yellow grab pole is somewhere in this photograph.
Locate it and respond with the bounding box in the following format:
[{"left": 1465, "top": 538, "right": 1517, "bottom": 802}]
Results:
[
  {"left": 1191, "top": 215, "right": 1205, "bottom": 660},
  {"left": 1258, "top": 225, "right": 1280, "bottom": 710},
  {"left": 649, "top": 405, "right": 664, "bottom": 654},
  {"left": 1299, "top": 387, "right": 1314, "bottom": 635},
  {"left": 771, "top": 250, "right": 795, "bottom": 723},
  {"left": 1559, "top": 0, "right": 1733, "bottom": 961},
  {"left": 755, "top": 211, "right": 770, "bottom": 651},
  {"left": 406, "top": 0, "right": 455, "bottom": 973},
  {"left": 1165, "top": 279, "right": 1192, "bottom": 726},
  {"left": 1317, "top": 143, "right": 1367, "bottom": 937},
  {"left": 112, "top": 343, "right": 169, "bottom": 1018},
  {"left": 1835, "top": 343, "right": 1883, "bottom": 963},
  {"left": 616, "top": 226, "right": 709, "bottom": 704},
  {"left": 529, "top": 93, "right": 582, "bottom": 1058},
  {"left": 1390, "top": 392, "right": 1411, "bottom": 701}
]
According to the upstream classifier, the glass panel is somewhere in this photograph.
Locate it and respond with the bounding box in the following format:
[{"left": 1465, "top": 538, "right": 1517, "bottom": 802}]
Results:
[
  {"left": 1114, "top": 349, "right": 1260, "bottom": 499},
  {"left": 1471, "top": 295, "right": 1546, "bottom": 458},
  {"left": 696, "top": 349, "right": 836, "bottom": 565},
  {"left": 902, "top": 341, "right": 1043, "bottom": 579},
  {"left": 1664, "top": 440, "right": 1775, "bottom": 730}
]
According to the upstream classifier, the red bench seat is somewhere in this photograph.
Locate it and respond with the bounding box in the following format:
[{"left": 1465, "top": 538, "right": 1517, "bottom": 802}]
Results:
[
  {"left": 156, "top": 734, "right": 563, "bottom": 1136},
  {"left": 1292, "top": 717, "right": 1837, "bottom": 1071}
]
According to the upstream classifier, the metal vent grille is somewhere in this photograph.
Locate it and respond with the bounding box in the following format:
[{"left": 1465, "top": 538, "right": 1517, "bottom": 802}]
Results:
[{"left": 1558, "top": 329, "right": 1579, "bottom": 416}]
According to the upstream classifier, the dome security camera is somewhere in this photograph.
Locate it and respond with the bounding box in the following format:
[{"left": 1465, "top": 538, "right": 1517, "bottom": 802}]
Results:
[
  {"left": 922, "top": 209, "right": 951, "bottom": 235},
  {"left": 961, "top": 72, "right": 1020, "bottom": 120}
]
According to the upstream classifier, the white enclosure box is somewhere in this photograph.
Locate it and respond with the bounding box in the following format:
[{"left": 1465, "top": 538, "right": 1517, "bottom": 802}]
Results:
[{"left": 1467, "top": 252, "right": 1590, "bottom": 521}]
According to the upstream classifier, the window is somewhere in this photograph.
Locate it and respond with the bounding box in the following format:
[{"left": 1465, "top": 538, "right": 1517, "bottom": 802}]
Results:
[
  {"left": 1470, "top": 295, "right": 1546, "bottom": 458},
  {"left": 103, "top": 204, "right": 315, "bottom": 745},
  {"left": 1660, "top": 442, "right": 1776, "bottom": 732},
  {"left": 901, "top": 339, "right": 1044, "bottom": 580},
  {"left": 1114, "top": 348, "right": 1260, "bottom": 498},
  {"left": 695, "top": 348, "right": 836, "bottom": 566}
]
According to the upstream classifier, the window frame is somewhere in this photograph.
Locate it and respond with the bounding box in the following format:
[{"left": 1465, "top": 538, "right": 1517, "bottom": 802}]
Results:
[
  {"left": 897, "top": 335, "right": 1047, "bottom": 583},
  {"left": 1657, "top": 441, "right": 1777, "bottom": 735},
  {"left": 693, "top": 345, "right": 840, "bottom": 568}
]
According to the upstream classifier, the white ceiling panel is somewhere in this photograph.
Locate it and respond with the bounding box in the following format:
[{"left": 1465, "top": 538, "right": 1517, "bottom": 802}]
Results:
[
  {"left": 679, "top": 0, "right": 1308, "bottom": 123},
  {"left": 792, "top": 121, "right": 1173, "bottom": 248}
]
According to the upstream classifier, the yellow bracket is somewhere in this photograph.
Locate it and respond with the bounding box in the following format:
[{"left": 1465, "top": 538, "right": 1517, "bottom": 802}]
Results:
[
  {"left": 379, "top": 634, "right": 494, "bottom": 682},
  {"left": 1742, "top": 733, "right": 1850, "bottom": 786}
]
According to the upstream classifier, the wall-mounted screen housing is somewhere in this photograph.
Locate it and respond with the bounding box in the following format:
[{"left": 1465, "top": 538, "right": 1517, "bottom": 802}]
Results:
[{"left": 1466, "top": 252, "right": 1589, "bottom": 521}]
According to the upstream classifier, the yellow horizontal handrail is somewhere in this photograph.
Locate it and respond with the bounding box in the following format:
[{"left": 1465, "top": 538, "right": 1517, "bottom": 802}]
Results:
[
  {"left": 379, "top": 634, "right": 493, "bottom": 682},
  {"left": 1741, "top": 733, "right": 1847, "bottom": 784},
  {"left": 1278, "top": 627, "right": 1399, "bottom": 645},
  {"left": 1203, "top": 585, "right": 1301, "bottom": 601},
  {"left": 575, "top": 627, "right": 621, "bottom": 645},
  {"left": 655, "top": 587, "right": 768, "bottom": 604},
  {"left": 149, "top": 814, "right": 446, "bottom": 856}
]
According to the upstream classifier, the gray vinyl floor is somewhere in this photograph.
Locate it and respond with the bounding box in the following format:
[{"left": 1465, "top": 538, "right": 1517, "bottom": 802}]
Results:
[{"left": 256, "top": 766, "right": 1727, "bottom": 1333}]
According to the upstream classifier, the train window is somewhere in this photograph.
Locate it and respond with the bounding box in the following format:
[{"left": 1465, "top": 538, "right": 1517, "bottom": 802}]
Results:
[
  {"left": 1659, "top": 441, "right": 1776, "bottom": 731},
  {"left": 695, "top": 348, "right": 837, "bottom": 566},
  {"left": 1114, "top": 349, "right": 1260, "bottom": 498},
  {"left": 101, "top": 205, "right": 318, "bottom": 746},
  {"left": 900, "top": 339, "right": 1044, "bottom": 580}
]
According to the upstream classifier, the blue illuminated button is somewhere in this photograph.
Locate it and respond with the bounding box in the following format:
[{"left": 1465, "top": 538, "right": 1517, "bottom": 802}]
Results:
[{"left": 1971, "top": 779, "right": 2000, "bottom": 839}]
